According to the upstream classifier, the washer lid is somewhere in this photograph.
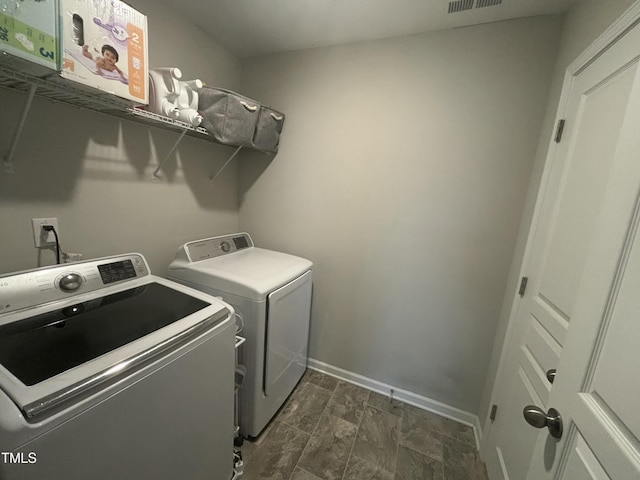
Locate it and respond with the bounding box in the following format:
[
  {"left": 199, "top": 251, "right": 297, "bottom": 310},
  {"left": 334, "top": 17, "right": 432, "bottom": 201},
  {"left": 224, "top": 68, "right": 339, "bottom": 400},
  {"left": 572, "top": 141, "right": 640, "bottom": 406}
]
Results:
[
  {"left": 169, "top": 247, "right": 313, "bottom": 301},
  {"left": 0, "top": 271, "right": 231, "bottom": 420}
]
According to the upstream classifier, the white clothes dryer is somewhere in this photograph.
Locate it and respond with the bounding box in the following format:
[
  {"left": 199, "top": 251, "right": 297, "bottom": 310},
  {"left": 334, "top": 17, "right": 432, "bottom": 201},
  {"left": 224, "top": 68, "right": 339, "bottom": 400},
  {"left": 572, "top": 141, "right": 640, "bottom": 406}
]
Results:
[{"left": 168, "top": 233, "right": 312, "bottom": 438}]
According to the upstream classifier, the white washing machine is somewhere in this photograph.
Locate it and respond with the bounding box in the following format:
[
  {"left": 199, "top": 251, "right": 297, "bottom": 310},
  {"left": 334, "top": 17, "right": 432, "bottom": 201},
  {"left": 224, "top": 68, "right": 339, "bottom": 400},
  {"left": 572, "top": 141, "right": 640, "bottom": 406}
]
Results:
[
  {"left": 0, "top": 254, "right": 235, "bottom": 480},
  {"left": 168, "top": 233, "right": 312, "bottom": 438}
]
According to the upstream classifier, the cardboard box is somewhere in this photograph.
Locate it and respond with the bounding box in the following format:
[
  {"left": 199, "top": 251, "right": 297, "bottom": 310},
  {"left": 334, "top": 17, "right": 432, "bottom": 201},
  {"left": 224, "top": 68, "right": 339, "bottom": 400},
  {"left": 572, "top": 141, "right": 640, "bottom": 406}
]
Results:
[
  {"left": 0, "top": 0, "right": 59, "bottom": 75},
  {"left": 59, "top": 0, "right": 148, "bottom": 104}
]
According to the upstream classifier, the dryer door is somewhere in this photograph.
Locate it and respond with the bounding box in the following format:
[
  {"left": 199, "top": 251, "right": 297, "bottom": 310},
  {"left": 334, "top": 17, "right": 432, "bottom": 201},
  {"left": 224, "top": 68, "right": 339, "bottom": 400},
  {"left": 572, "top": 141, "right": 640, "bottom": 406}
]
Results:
[{"left": 264, "top": 270, "right": 312, "bottom": 396}]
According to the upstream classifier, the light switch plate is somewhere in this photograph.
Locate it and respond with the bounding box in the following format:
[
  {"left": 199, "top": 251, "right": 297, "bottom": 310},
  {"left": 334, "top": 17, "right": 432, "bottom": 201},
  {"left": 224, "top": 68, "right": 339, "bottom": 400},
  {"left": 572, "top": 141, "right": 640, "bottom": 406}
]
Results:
[{"left": 32, "top": 217, "right": 59, "bottom": 248}]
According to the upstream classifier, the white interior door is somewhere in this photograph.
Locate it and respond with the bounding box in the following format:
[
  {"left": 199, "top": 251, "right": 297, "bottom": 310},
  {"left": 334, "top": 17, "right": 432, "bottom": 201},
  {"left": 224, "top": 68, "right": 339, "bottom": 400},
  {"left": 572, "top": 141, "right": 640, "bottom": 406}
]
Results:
[
  {"left": 526, "top": 21, "right": 640, "bottom": 480},
  {"left": 483, "top": 6, "right": 640, "bottom": 479}
]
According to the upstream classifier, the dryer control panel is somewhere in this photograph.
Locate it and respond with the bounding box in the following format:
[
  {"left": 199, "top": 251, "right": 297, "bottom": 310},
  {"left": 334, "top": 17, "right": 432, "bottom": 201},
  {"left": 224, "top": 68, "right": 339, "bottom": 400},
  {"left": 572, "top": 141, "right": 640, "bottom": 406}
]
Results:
[{"left": 185, "top": 233, "right": 254, "bottom": 262}]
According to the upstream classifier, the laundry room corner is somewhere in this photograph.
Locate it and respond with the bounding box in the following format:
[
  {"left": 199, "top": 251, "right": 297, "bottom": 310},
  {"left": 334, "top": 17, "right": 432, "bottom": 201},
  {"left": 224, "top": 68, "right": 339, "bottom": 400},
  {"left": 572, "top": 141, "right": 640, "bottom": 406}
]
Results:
[{"left": 237, "top": 14, "right": 564, "bottom": 420}]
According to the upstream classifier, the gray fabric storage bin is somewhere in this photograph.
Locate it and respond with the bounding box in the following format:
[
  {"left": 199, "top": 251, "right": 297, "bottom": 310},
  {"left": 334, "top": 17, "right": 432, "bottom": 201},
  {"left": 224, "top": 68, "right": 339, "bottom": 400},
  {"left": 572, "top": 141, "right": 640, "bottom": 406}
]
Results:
[
  {"left": 253, "top": 106, "right": 285, "bottom": 153},
  {"left": 198, "top": 87, "right": 260, "bottom": 147}
]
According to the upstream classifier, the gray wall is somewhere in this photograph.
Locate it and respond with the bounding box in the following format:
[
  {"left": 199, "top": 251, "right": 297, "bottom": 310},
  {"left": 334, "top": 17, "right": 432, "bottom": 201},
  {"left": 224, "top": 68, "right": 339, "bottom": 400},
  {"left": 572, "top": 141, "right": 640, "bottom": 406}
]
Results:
[
  {"left": 0, "top": 0, "right": 241, "bottom": 276},
  {"left": 479, "top": 0, "right": 637, "bottom": 433},
  {"left": 237, "top": 15, "right": 563, "bottom": 414}
]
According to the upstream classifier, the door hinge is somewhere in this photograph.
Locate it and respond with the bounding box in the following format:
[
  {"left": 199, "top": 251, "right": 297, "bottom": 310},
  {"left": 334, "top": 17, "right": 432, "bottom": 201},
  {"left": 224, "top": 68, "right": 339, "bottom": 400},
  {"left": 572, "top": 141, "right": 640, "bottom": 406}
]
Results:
[
  {"left": 490, "top": 404, "right": 498, "bottom": 422},
  {"left": 554, "top": 119, "right": 565, "bottom": 143},
  {"left": 518, "top": 276, "right": 528, "bottom": 297}
]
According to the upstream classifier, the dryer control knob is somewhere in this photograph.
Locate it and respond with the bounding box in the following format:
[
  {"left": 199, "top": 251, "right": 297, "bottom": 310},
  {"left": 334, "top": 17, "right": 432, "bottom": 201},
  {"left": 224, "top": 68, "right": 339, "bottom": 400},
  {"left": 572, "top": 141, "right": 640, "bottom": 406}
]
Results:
[
  {"left": 59, "top": 273, "right": 83, "bottom": 292},
  {"left": 221, "top": 241, "right": 231, "bottom": 252}
]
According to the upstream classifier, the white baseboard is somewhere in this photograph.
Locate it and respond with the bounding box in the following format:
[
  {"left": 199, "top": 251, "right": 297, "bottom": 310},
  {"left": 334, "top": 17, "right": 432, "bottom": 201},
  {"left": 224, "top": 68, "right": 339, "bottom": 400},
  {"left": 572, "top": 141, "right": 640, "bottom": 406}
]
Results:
[{"left": 307, "top": 358, "right": 483, "bottom": 450}]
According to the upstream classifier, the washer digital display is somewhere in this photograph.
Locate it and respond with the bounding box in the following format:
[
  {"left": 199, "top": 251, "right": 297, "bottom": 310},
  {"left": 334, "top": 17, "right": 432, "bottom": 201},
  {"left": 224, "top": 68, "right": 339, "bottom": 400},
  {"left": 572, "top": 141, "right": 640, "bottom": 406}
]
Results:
[{"left": 98, "top": 260, "right": 137, "bottom": 284}]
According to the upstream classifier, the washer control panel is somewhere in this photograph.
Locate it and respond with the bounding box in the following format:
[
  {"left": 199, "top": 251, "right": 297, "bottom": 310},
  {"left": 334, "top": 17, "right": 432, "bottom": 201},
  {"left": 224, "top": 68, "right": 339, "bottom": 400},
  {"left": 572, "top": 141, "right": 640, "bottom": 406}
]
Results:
[
  {"left": 0, "top": 254, "right": 149, "bottom": 316},
  {"left": 185, "top": 233, "right": 254, "bottom": 261}
]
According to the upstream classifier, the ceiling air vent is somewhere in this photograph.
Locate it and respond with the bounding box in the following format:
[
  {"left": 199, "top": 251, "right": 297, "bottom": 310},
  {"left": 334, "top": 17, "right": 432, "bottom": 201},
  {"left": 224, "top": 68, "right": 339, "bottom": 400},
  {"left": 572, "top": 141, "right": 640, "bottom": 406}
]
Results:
[
  {"left": 476, "top": 0, "right": 502, "bottom": 8},
  {"left": 448, "top": 0, "right": 473, "bottom": 14},
  {"left": 448, "top": 0, "right": 503, "bottom": 14}
]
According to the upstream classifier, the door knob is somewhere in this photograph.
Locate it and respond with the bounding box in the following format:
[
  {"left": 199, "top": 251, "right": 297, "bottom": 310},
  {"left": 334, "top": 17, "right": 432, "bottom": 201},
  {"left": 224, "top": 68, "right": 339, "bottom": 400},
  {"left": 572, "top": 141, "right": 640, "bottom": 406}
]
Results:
[
  {"left": 546, "top": 369, "right": 557, "bottom": 384},
  {"left": 523, "top": 405, "right": 563, "bottom": 438}
]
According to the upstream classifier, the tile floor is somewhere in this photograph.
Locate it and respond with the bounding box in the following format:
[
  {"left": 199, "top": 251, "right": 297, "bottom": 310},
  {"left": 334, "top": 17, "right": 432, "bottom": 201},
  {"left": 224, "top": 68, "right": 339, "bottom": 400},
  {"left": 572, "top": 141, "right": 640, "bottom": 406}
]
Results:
[{"left": 238, "top": 369, "right": 488, "bottom": 480}]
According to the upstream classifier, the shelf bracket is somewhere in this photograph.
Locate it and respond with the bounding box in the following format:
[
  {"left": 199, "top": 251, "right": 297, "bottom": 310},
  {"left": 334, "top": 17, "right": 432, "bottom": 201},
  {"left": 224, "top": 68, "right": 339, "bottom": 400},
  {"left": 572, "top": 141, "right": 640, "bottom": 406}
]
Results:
[
  {"left": 151, "top": 128, "right": 188, "bottom": 181},
  {"left": 3, "top": 83, "right": 37, "bottom": 174},
  {"left": 210, "top": 146, "right": 242, "bottom": 182}
]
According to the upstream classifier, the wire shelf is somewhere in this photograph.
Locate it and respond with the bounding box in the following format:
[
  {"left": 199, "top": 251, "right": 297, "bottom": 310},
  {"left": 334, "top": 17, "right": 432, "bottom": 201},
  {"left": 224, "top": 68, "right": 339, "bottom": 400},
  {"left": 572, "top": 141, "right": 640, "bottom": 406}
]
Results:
[
  {"left": 0, "top": 51, "right": 246, "bottom": 178},
  {"left": 0, "top": 51, "right": 214, "bottom": 143}
]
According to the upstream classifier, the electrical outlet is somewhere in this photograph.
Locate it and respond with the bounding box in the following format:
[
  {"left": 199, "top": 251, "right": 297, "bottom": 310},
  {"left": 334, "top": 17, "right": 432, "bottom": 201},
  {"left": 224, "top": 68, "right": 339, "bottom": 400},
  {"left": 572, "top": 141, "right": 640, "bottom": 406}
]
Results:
[{"left": 32, "top": 217, "right": 59, "bottom": 248}]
